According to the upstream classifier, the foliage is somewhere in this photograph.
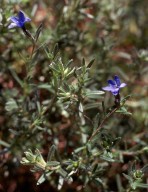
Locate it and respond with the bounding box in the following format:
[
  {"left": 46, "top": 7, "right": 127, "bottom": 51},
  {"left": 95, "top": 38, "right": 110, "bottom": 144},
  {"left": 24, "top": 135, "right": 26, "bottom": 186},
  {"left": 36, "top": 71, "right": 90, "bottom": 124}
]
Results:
[{"left": 0, "top": 0, "right": 147, "bottom": 191}]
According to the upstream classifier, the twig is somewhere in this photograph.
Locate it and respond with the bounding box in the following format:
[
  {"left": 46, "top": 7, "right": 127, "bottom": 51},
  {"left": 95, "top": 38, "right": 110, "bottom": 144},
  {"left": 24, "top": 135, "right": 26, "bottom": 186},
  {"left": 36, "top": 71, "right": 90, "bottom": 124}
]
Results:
[{"left": 88, "top": 106, "right": 119, "bottom": 142}]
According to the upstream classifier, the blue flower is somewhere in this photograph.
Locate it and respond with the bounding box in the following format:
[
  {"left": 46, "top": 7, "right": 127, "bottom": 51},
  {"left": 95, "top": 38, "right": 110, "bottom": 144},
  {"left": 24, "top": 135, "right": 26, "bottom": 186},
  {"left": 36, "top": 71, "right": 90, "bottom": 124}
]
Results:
[
  {"left": 102, "top": 75, "right": 126, "bottom": 96},
  {"left": 8, "top": 10, "right": 31, "bottom": 29}
]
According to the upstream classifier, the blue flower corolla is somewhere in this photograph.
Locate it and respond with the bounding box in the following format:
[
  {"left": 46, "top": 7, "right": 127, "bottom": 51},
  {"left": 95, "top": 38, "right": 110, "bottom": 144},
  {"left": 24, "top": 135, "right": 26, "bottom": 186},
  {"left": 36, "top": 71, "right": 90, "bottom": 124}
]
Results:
[
  {"left": 8, "top": 10, "right": 31, "bottom": 29},
  {"left": 102, "top": 75, "right": 126, "bottom": 96}
]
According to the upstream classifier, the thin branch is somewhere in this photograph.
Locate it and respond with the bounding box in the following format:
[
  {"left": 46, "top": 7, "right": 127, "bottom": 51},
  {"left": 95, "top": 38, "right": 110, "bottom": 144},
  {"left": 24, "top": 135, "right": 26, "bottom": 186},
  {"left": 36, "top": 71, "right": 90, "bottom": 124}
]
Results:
[{"left": 88, "top": 106, "right": 119, "bottom": 142}]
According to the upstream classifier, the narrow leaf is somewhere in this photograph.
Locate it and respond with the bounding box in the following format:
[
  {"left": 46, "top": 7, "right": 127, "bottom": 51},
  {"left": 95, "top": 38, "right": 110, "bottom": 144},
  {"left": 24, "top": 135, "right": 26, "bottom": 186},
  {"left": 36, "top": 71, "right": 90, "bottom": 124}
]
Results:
[
  {"left": 47, "top": 145, "right": 56, "bottom": 162},
  {"left": 46, "top": 161, "right": 60, "bottom": 167},
  {"left": 57, "top": 168, "right": 68, "bottom": 178},
  {"left": 34, "top": 23, "right": 43, "bottom": 42},
  {"left": 0, "top": 139, "right": 10, "bottom": 147},
  {"left": 122, "top": 173, "right": 132, "bottom": 182},
  {"left": 87, "top": 59, "right": 95, "bottom": 68},
  {"left": 135, "top": 183, "right": 148, "bottom": 189},
  {"left": 53, "top": 43, "right": 59, "bottom": 59}
]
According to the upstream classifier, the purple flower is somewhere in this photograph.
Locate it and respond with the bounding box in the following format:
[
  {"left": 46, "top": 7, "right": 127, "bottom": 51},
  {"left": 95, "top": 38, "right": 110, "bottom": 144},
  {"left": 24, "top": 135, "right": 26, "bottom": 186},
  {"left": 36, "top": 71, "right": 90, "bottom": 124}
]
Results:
[
  {"left": 102, "top": 75, "right": 126, "bottom": 96},
  {"left": 8, "top": 10, "right": 31, "bottom": 29}
]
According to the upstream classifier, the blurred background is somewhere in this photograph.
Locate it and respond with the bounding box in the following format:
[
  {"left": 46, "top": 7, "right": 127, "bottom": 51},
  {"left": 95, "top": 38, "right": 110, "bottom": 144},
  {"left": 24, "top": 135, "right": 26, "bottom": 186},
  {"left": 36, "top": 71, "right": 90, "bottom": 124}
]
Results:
[{"left": 0, "top": 0, "right": 147, "bottom": 191}]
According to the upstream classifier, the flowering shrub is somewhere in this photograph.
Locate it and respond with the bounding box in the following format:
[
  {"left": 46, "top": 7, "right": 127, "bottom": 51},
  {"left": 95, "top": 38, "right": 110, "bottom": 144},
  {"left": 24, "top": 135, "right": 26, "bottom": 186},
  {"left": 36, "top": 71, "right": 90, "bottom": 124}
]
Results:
[{"left": 0, "top": 1, "right": 148, "bottom": 191}]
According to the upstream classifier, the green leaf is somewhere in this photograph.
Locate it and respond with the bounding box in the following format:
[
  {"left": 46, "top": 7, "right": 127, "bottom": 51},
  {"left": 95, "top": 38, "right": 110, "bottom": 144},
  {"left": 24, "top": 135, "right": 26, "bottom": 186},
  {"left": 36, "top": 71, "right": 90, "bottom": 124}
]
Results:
[
  {"left": 100, "top": 152, "right": 116, "bottom": 162},
  {"left": 37, "top": 171, "right": 53, "bottom": 185},
  {"left": 135, "top": 182, "right": 148, "bottom": 189},
  {"left": 9, "top": 68, "right": 23, "bottom": 87},
  {"left": 120, "top": 95, "right": 131, "bottom": 105},
  {"left": 92, "top": 164, "right": 99, "bottom": 173},
  {"left": 57, "top": 168, "right": 68, "bottom": 178},
  {"left": 141, "top": 164, "right": 148, "bottom": 173},
  {"left": 116, "top": 106, "right": 132, "bottom": 115},
  {"left": 0, "top": 139, "right": 10, "bottom": 147},
  {"left": 94, "top": 178, "right": 103, "bottom": 186},
  {"left": 37, "top": 173, "right": 46, "bottom": 185},
  {"left": 82, "top": 58, "right": 85, "bottom": 66},
  {"left": 5, "top": 98, "right": 18, "bottom": 111},
  {"left": 65, "top": 59, "right": 73, "bottom": 67},
  {"left": 93, "top": 113, "right": 100, "bottom": 131},
  {"left": 46, "top": 161, "right": 60, "bottom": 167},
  {"left": 37, "top": 84, "right": 53, "bottom": 92},
  {"left": 87, "top": 59, "right": 95, "bottom": 68},
  {"left": 86, "top": 143, "right": 92, "bottom": 153},
  {"left": 9, "top": 129, "right": 20, "bottom": 135},
  {"left": 85, "top": 90, "right": 104, "bottom": 99},
  {"left": 122, "top": 173, "right": 132, "bottom": 182},
  {"left": 47, "top": 145, "right": 56, "bottom": 162},
  {"left": 44, "top": 45, "right": 53, "bottom": 59},
  {"left": 74, "top": 146, "right": 86, "bottom": 153},
  {"left": 131, "top": 160, "right": 136, "bottom": 172},
  {"left": 84, "top": 102, "right": 102, "bottom": 110},
  {"left": 0, "top": 12, "right": 2, "bottom": 25},
  {"left": 53, "top": 43, "right": 59, "bottom": 59},
  {"left": 58, "top": 176, "right": 64, "bottom": 190},
  {"left": 34, "top": 23, "right": 43, "bottom": 42}
]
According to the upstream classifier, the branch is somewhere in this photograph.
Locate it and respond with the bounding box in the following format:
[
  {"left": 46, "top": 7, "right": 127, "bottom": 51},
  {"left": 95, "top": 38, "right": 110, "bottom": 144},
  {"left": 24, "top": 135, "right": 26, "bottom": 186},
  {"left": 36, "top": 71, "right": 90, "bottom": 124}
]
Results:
[{"left": 88, "top": 106, "right": 119, "bottom": 142}]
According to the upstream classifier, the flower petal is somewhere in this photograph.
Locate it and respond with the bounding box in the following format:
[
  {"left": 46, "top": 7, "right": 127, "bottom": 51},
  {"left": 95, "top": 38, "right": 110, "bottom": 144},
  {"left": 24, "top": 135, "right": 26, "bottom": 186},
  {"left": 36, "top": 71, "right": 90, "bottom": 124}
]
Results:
[
  {"left": 102, "top": 75, "right": 126, "bottom": 96},
  {"left": 8, "top": 23, "right": 18, "bottom": 29},
  {"left": 10, "top": 16, "right": 19, "bottom": 23},
  {"left": 102, "top": 86, "right": 113, "bottom": 91},
  {"left": 102, "top": 86, "right": 119, "bottom": 95},
  {"left": 111, "top": 90, "right": 119, "bottom": 96},
  {"left": 114, "top": 75, "right": 121, "bottom": 86},
  {"left": 25, "top": 17, "right": 31, "bottom": 22},
  {"left": 18, "top": 10, "right": 26, "bottom": 23},
  {"left": 120, "top": 83, "right": 127, "bottom": 88},
  {"left": 108, "top": 80, "right": 116, "bottom": 86}
]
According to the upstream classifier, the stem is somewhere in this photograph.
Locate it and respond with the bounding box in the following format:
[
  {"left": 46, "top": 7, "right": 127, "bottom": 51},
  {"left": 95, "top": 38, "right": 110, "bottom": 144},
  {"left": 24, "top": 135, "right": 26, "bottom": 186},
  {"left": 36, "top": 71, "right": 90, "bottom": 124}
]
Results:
[
  {"left": 88, "top": 106, "right": 120, "bottom": 142},
  {"left": 22, "top": 26, "right": 35, "bottom": 43},
  {"left": 115, "top": 93, "right": 121, "bottom": 107},
  {"left": 21, "top": 26, "right": 37, "bottom": 83}
]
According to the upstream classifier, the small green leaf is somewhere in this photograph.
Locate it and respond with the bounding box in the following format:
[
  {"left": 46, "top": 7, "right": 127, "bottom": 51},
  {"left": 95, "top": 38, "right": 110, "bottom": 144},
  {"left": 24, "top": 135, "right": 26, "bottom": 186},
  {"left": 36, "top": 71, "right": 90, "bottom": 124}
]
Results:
[
  {"left": 47, "top": 145, "right": 56, "bottom": 162},
  {"left": 5, "top": 98, "right": 18, "bottom": 111},
  {"left": 37, "top": 84, "right": 53, "bottom": 92},
  {"left": 141, "top": 164, "right": 148, "bottom": 173},
  {"left": 58, "top": 176, "right": 64, "bottom": 190},
  {"left": 57, "top": 168, "right": 68, "bottom": 178},
  {"left": 37, "top": 171, "right": 53, "bottom": 185},
  {"left": 9, "top": 68, "right": 23, "bottom": 87},
  {"left": 116, "top": 106, "right": 132, "bottom": 115},
  {"left": 100, "top": 152, "right": 116, "bottom": 162},
  {"left": 94, "top": 178, "right": 103, "bottom": 186},
  {"left": 120, "top": 95, "right": 131, "bottom": 105},
  {"left": 92, "top": 164, "right": 99, "bottom": 172},
  {"left": 86, "top": 143, "right": 92, "bottom": 153},
  {"left": 84, "top": 102, "right": 102, "bottom": 110},
  {"left": 0, "top": 139, "right": 10, "bottom": 147},
  {"left": 74, "top": 146, "right": 86, "bottom": 153},
  {"left": 93, "top": 113, "right": 100, "bottom": 131},
  {"left": 46, "top": 161, "right": 60, "bottom": 167},
  {"left": 122, "top": 173, "right": 132, "bottom": 182},
  {"left": 53, "top": 43, "right": 59, "bottom": 59},
  {"left": 87, "top": 59, "right": 95, "bottom": 68},
  {"left": 135, "top": 182, "right": 148, "bottom": 189},
  {"left": 34, "top": 23, "right": 43, "bottom": 42},
  {"left": 131, "top": 160, "right": 137, "bottom": 172},
  {"left": 37, "top": 173, "right": 46, "bottom": 185},
  {"left": 85, "top": 90, "right": 104, "bottom": 99},
  {"left": 82, "top": 58, "right": 85, "bottom": 66}
]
